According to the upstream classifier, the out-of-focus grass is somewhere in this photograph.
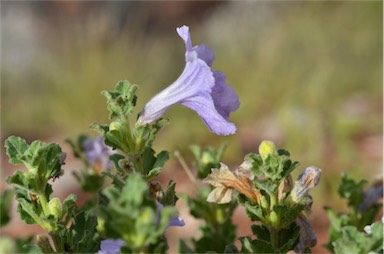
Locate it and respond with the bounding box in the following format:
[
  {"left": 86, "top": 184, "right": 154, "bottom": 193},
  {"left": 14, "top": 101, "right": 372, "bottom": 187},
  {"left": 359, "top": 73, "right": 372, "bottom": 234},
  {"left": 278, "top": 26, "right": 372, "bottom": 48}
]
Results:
[{"left": 2, "top": 2, "right": 382, "bottom": 208}]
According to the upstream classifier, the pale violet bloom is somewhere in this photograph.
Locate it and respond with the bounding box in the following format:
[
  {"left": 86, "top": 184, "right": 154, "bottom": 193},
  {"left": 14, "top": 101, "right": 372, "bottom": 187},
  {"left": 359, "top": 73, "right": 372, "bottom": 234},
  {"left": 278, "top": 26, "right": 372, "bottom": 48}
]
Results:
[
  {"left": 83, "top": 136, "right": 114, "bottom": 171},
  {"left": 97, "top": 239, "right": 125, "bottom": 254},
  {"left": 138, "top": 25, "right": 239, "bottom": 136}
]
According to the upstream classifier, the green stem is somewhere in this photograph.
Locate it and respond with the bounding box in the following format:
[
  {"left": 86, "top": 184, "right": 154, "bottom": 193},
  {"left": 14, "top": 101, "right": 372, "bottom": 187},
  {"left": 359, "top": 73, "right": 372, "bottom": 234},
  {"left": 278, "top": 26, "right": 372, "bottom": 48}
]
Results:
[
  {"left": 36, "top": 235, "right": 54, "bottom": 253},
  {"left": 123, "top": 118, "right": 135, "bottom": 152},
  {"left": 270, "top": 193, "right": 277, "bottom": 208},
  {"left": 38, "top": 192, "right": 50, "bottom": 217},
  {"left": 270, "top": 227, "right": 280, "bottom": 252}
]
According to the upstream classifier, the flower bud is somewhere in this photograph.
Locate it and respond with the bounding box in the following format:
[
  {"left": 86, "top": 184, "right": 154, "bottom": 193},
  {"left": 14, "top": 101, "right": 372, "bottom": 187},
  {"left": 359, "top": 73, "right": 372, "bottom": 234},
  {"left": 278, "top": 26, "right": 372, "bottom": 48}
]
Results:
[
  {"left": 0, "top": 237, "right": 16, "bottom": 253},
  {"left": 109, "top": 120, "right": 124, "bottom": 131},
  {"left": 258, "top": 140, "right": 278, "bottom": 161},
  {"left": 48, "top": 198, "right": 62, "bottom": 219},
  {"left": 260, "top": 196, "right": 269, "bottom": 209},
  {"left": 269, "top": 211, "right": 280, "bottom": 227},
  {"left": 201, "top": 151, "right": 215, "bottom": 165},
  {"left": 96, "top": 217, "right": 105, "bottom": 235}
]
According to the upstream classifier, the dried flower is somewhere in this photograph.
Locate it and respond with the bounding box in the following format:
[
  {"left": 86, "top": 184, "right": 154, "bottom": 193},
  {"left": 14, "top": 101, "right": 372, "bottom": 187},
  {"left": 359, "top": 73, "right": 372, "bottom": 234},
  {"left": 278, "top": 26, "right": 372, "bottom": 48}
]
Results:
[
  {"left": 294, "top": 214, "right": 317, "bottom": 253},
  {"left": 290, "top": 166, "right": 321, "bottom": 203},
  {"left": 138, "top": 25, "right": 239, "bottom": 136},
  {"left": 203, "top": 162, "right": 260, "bottom": 204}
]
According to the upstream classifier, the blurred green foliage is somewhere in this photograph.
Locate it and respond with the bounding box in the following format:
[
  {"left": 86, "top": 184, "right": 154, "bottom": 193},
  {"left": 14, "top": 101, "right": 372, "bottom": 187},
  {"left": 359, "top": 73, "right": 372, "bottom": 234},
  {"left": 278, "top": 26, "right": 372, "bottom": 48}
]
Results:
[{"left": 2, "top": 2, "right": 382, "bottom": 207}]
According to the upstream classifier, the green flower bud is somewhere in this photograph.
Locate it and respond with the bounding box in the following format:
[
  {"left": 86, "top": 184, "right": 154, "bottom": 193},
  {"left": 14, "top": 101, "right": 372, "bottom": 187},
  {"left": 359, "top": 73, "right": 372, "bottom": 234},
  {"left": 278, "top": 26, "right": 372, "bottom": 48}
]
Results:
[
  {"left": 48, "top": 198, "right": 62, "bottom": 220},
  {"left": 260, "top": 196, "right": 269, "bottom": 210},
  {"left": 258, "top": 140, "right": 278, "bottom": 161},
  {"left": 269, "top": 210, "right": 280, "bottom": 227},
  {"left": 96, "top": 217, "right": 105, "bottom": 235},
  {"left": 109, "top": 120, "right": 124, "bottom": 131},
  {"left": 215, "top": 208, "right": 225, "bottom": 224},
  {"left": 0, "top": 237, "right": 16, "bottom": 253},
  {"left": 201, "top": 151, "right": 215, "bottom": 165}
]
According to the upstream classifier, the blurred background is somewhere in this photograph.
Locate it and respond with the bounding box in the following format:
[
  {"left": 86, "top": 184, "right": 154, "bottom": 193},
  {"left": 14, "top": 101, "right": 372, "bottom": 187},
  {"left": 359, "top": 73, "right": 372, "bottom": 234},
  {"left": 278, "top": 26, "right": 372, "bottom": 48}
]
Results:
[{"left": 1, "top": 1, "right": 382, "bottom": 253}]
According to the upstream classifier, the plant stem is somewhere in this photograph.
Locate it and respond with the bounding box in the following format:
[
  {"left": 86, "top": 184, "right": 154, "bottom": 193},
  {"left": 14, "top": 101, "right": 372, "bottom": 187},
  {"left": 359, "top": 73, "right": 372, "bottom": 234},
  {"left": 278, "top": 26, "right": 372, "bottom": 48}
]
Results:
[
  {"left": 38, "top": 192, "right": 50, "bottom": 217},
  {"left": 124, "top": 118, "right": 135, "bottom": 152},
  {"left": 174, "top": 150, "right": 198, "bottom": 189},
  {"left": 270, "top": 227, "right": 280, "bottom": 252}
]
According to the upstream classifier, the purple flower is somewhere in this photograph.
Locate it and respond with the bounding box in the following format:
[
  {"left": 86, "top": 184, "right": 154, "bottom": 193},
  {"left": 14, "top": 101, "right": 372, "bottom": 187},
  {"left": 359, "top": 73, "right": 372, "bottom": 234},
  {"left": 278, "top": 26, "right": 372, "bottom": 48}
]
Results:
[
  {"left": 97, "top": 239, "right": 125, "bottom": 254},
  {"left": 83, "top": 136, "right": 114, "bottom": 171},
  {"left": 155, "top": 201, "right": 185, "bottom": 228},
  {"left": 138, "top": 25, "right": 239, "bottom": 136}
]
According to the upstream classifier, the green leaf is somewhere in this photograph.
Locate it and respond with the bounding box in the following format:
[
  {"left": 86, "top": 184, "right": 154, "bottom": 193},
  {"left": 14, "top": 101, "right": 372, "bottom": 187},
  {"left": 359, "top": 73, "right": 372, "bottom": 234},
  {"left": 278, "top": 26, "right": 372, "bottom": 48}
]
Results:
[
  {"left": 143, "top": 119, "right": 169, "bottom": 148},
  {"left": 62, "top": 194, "right": 77, "bottom": 224},
  {"left": 109, "top": 154, "right": 126, "bottom": 172},
  {"left": 239, "top": 236, "right": 274, "bottom": 253},
  {"left": 17, "top": 199, "right": 39, "bottom": 225},
  {"left": 278, "top": 222, "right": 300, "bottom": 252},
  {"left": 6, "top": 170, "right": 31, "bottom": 193},
  {"left": 239, "top": 236, "right": 256, "bottom": 253},
  {"left": 274, "top": 204, "right": 304, "bottom": 228},
  {"left": 0, "top": 236, "right": 43, "bottom": 254},
  {"left": 244, "top": 202, "right": 266, "bottom": 223},
  {"left": 251, "top": 224, "right": 270, "bottom": 241},
  {"left": 121, "top": 174, "right": 148, "bottom": 206},
  {"left": 161, "top": 180, "right": 178, "bottom": 206},
  {"left": 338, "top": 174, "right": 366, "bottom": 208},
  {"left": 73, "top": 171, "right": 105, "bottom": 194},
  {"left": 142, "top": 148, "right": 169, "bottom": 180},
  {"left": 66, "top": 211, "right": 100, "bottom": 253},
  {"left": 65, "top": 135, "right": 89, "bottom": 159},
  {"left": 90, "top": 123, "right": 109, "bottom": 136},
  {"left": 0, "top": 190, "right": 13, "bottom": 227},
  {"left": 4, "top": 136, "right": 29, "bottom": 165},
  {"left": 101, "top": 80, "right": 138, "bottom": 119},
  {"left": 324, "top": 206, "right": 342, "bottom": 231},
  {"left": 333, "top": 225, "right": 376, "bottom": 254},
  {"left": 190, "top": 143, "right": 227, "bottom": 179},
  {"left": 5, "top": 137, "right": 65, "bottom": 192}
]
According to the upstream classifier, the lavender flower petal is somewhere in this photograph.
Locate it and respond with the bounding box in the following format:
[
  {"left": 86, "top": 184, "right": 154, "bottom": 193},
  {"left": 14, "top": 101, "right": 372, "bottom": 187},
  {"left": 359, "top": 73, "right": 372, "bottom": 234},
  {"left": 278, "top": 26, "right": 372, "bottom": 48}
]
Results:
[
  {"left": 97, "top": 239, "right": 125, "bottom": 254},
  {"left": 212, "top": 71, "right": 240, "bottom": 120},
  {"left": 181, "top": 94, "right": 236, "bottom": 135},
  {"left": 138, "top": 25, "right": 239, "bottom": 136},
  {"left": 168, "top": 215, "right": 186, "bottom": 227}
]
